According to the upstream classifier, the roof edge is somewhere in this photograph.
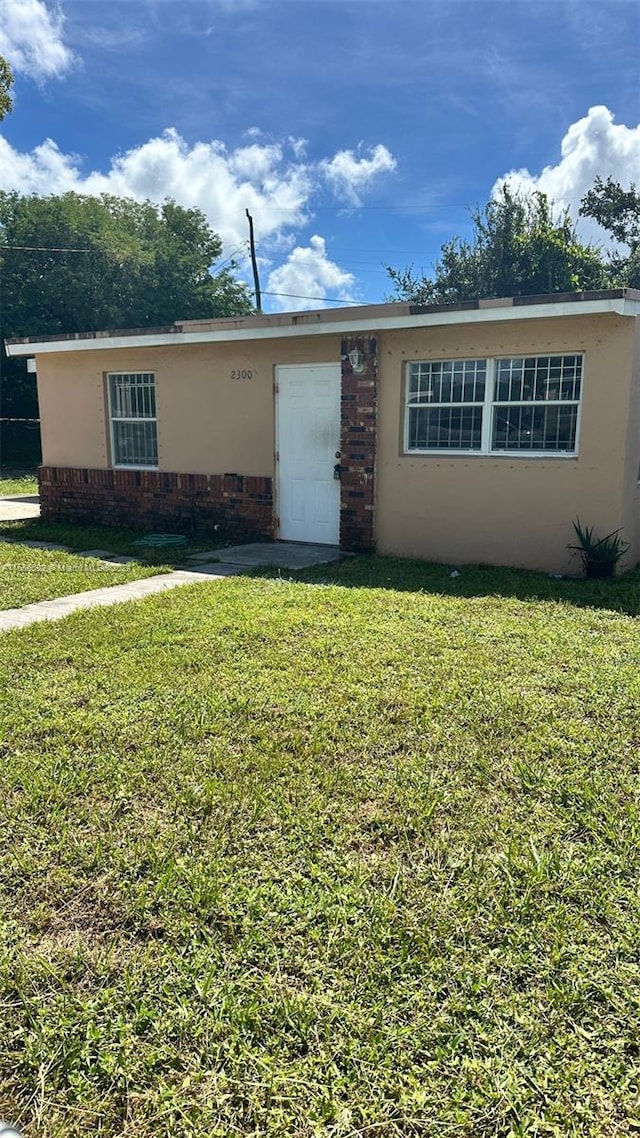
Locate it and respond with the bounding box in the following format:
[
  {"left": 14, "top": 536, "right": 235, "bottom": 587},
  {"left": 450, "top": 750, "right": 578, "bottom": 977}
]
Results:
[{"left": 5, "top": 289, "right": 640, "bottom": 357}]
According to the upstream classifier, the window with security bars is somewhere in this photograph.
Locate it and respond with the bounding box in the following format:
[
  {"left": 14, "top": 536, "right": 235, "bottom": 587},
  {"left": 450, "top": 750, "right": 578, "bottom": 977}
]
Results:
[
  {"left": 406, "top": 359, "right": 487, "bottom": 450},
  {"left": 405, "top": 354, "right": 582, "bottom": 455},
  {"left": 492, "top": 356, "right": 581, "bottom": 451},
  {"left": 108, "top": 372, "right": 158, "bottom": 467}
]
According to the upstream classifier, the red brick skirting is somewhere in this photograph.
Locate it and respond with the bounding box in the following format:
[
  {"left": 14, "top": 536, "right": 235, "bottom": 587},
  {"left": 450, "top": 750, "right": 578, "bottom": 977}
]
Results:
[
  {"left": 340, "top": 336, "right": 377, "bottom": 552},
  {"left": 38, "top": 466, "right": 274, "bottom": 541}
]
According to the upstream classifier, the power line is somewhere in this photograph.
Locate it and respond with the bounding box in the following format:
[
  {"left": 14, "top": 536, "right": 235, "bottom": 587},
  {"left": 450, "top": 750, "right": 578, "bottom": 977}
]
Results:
[
  {"left": 211, "top": 243, "right": 250, "bottom": 272},
  {"left": 261, "top": 290, "right": 367, "bottom": 305},
  {"left": 319, "top": 245, "right": 444, "bottom": 257},
  {"left": 0, "top": 245, "right": 93, "bottom": 253}
]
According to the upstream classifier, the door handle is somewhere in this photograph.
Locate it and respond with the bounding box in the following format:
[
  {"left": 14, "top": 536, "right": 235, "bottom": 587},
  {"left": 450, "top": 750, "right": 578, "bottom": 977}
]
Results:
[{"left": 333, "top": 463, "right": 342, "bottom": 481}]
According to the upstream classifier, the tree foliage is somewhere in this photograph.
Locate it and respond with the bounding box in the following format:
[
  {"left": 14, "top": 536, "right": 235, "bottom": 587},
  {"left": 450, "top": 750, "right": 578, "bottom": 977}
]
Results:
[
  {"left": 580, "top": 176, "right": 640, "bottom": 288},
  {"left": 386, "top": 185, "right": 608, "bottom": 305},
  {"left": 0, "top": 191, "right": 253, "bottom": 415},
  {"left": 0, "top": 191, "right": 252, "bottom": 335},
  {"left": 0, "top": 54, "right": 12, "bottom": 121}
]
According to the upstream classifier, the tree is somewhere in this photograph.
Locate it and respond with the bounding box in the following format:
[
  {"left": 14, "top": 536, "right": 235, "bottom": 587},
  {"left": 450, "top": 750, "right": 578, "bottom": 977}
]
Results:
[
  {"left": 0, "top": 54, "right": 12, "bottom": 121},
  {"left": 386, "top": 185, "right": 609, "bottom": 305},
  {"left": 0, "top": 191, "right": 253, "bottom": 416},
  {"left": 580, "top": 176, "right": 640, "bottom": 288}
]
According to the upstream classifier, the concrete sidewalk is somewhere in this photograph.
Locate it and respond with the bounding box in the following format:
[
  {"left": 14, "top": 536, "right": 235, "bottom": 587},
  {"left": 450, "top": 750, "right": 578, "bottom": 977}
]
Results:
[
  {"left": 0, "top": 540, "right": 347, "bottom": 632},
  {"left": 0, "top": 564, "right": 242, "bottom": 632},
  {"left": 0, "top": 494, "right": 40, "bottom": 521}
]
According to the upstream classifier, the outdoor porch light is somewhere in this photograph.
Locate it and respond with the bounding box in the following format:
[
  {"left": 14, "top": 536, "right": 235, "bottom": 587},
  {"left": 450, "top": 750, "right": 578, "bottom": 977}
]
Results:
[{"left": 348, "top": 347, "right": 365, "bottom": 374}]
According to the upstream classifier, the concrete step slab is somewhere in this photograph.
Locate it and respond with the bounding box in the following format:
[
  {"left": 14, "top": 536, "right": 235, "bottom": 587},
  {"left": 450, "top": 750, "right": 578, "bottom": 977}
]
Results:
[{"left": 188, "top": 542, "right": 345, "bottom": 570}]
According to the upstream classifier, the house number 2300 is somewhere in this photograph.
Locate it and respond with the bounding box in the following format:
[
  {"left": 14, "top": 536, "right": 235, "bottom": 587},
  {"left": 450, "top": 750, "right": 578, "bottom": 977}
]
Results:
[{"left": 230, "top": 369, "right": 253, "bottom": 380}]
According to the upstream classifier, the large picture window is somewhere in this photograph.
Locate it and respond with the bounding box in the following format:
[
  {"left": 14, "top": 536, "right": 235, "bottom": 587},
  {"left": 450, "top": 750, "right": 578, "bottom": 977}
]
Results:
[
  {"left": 405, "top": 354, "right": 582, "bottom": 455},
  {"left": 108, "top": 372, "right": 158, "bottom": 467}
]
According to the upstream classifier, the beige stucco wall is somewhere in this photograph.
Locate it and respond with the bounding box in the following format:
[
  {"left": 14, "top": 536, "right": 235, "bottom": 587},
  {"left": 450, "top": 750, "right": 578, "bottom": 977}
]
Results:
[
  {"left": 35, "top": 309, "right": 638, "bottom": 573},
  {"left": 375, "top": 314, "right": 637, "bottom": 573},
  {"left": 36, "top": 335, "right": 341, "bottom": 476},
  {"left": 619, "top": 316, "right": 640, "bottom": 568}
]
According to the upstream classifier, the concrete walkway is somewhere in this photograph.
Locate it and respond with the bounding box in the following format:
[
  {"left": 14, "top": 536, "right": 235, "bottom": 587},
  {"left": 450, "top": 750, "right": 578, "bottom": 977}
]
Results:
[
  {"left": 0, "top": 541, "right": 346, "bottom": 633},
  {"left": 0, "top": 564, "right": 242, "bottom": 632},
  {"left": 0, "top": 494, "right": 40, "bottom": 521}
]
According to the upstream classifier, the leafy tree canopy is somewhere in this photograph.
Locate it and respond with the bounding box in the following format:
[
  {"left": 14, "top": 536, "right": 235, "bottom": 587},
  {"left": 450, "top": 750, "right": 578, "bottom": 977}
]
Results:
[
  {"left": 0, "top": 191, "right": 253, "bottom": 415},
  {"left": 580, "top": 176, "right": 640, "bottom": 289},
  {"left": 0, "top": 190, "right": 252, "bottom": 336},
  {"left": 386, "top": 185, "right": 608, "bottom": 305},
  {"left": 0, "top": 54, "right": 12, "bottom": 121}
]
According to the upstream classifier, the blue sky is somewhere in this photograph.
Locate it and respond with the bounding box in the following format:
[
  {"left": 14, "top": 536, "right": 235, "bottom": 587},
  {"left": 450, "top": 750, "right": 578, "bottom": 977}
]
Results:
[{"left": 0, "top": 0, "right": 639, "bottom": 311}]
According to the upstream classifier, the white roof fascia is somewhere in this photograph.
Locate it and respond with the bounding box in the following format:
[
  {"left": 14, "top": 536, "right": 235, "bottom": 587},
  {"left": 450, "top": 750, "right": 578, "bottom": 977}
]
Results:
[{"left": 6, "top": 296, "right": 640, "bottom": 357}]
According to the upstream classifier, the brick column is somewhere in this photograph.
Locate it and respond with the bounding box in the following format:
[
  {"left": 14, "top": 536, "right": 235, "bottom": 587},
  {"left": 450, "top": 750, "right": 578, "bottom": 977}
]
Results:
[{"left": 340, "top": 336, "right": 377, "bottom": 552}]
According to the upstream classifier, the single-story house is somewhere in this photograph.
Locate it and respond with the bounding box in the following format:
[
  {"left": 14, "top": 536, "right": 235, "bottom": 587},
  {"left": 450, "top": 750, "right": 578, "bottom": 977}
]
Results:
[{"left": 5, "top": 288, "right": 640, "bottom": 574}]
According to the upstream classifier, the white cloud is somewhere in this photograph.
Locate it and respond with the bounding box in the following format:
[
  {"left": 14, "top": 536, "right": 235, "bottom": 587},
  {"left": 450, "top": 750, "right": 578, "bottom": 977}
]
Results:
[
  {"left": 321, "top": 144, "right": 397, "bottom": 206},
  {"left": 0, "top": 134, "right": 82, "bottom": 190},
  {"left": 0, "top": 128, "right": 393, "bottom": 308},
  {"left": 266, "top": 235, "right": 356, "bottom": 311},
  {"left": 0, "top": 0, "right": 74, "bottom": 79},
  {"left": 0, "top": 130, "right": 314, "bottom": 248},
  {"left": 289, "top": 137, "right": 308, "bottom": 160},
  {"left": 0, "top": 129, "right": 397, "bottom": 257},
  {"left": 493, "top": 106, "right": 640, "bottom": 245}
]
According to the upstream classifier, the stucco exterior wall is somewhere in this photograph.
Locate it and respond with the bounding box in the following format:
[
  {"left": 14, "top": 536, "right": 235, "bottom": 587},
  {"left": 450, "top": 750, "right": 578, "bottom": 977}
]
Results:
[
  {"left": 374, "top": 314, "right": 636, "bottom": 573},
  {"left": 34, "top": 308, "right": 638, "bottom": 573},
  {"left": 619, "top": 316, "right": 640, "bottom": 569},
  {"left": 37, "top": 335, "right": 341, "bottom": 475}
]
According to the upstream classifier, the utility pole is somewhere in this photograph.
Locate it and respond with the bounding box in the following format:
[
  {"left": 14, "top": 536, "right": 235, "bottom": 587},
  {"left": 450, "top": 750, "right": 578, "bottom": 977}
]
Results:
[{"left": 245, "top": 209, "right": 262, "bottom": 313}]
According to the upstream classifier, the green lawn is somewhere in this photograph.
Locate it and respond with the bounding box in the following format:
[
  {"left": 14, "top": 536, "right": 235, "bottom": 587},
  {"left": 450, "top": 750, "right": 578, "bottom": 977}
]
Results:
[
  {"left": 1, "top": 570, "right": 639, "bottom": 1136},
  {"left": 0, "top": 518, "right": 226, "bottom": 609},
  {"left": 0, "top": 473, "right": 39, "bottom": 496},
  {"left": 0, "top": 519, "right": 225, "bottom": 566},
  {"left": 291, "top": 553, "right": 640, "bottom": 616},
  {"left": 0, "top": 543, "right": 167, "bottom": 609}
]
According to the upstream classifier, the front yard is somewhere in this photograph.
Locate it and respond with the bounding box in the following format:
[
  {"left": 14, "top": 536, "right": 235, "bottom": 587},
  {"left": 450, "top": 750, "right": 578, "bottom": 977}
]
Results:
[
  {"left": 0, "top": 473, "right": 39, "bottom": 497},
  {"left": 0, "top": 519, "right": 224, "bottom": 610},
  {"left": 1, "top": 566, "right": 639, "bottom": 1136},
  {"left": 0, "top": 542, "right": 167, "bottom": 609}
]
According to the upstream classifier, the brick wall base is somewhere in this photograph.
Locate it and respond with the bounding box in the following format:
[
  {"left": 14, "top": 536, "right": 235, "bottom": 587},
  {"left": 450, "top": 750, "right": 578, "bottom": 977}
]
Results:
[
  {"left": 340, "top": 336, "right": 377, "bottom": 552},
  {"left": 39, "top": 344, "right": 378, "bottom": 550},
  {"left": 38, "top": 466, "right": 274, "bottom": 542}
]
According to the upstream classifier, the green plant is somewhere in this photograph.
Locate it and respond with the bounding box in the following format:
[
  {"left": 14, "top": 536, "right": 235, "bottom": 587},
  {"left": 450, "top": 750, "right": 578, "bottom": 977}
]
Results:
[{"left": 567, "top": 518, "right": 629, "bottom": 578}]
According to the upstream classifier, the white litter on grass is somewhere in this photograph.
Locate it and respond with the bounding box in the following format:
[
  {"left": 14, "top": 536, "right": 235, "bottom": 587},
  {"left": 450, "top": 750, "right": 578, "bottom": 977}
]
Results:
[{"left": 450, "top": 570, "right": 460, "bottom": 579}]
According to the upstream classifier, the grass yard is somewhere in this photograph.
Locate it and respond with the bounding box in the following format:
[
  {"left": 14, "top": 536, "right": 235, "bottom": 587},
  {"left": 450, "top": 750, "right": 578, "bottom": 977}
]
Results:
[
  {"left": 1, "top": 570, "right": 639, "bottom": 1136},
  {"left": 0, "top": 473, "right": 39, "bottom": 497},
  {"left": 0, "top": 519, "right": 225, "bottom": 567},
  {"left": 0, "top": 542, "right": 169, "bottom": 610},
  {"left": 291, "top": 554, "right": 640, "bottom": 616}
]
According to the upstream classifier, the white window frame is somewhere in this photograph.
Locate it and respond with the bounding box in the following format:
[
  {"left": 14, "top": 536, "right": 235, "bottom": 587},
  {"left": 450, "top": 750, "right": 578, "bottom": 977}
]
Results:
[
  {"left": 404, "top": 353, "right": 584, "bottom": 458},
  {"left": 404, "top": 357, "right": 488, "bottom": 454},
  {"left": 107, "top": 372, "right": 159, "bottom": 470}
]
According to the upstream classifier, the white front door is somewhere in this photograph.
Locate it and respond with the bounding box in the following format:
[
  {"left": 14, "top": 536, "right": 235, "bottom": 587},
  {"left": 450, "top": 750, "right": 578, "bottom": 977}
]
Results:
[{"left": 276, "top": 363, "right": 341, "bottom": 544}]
